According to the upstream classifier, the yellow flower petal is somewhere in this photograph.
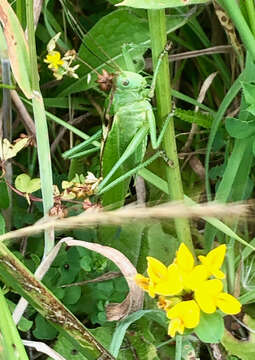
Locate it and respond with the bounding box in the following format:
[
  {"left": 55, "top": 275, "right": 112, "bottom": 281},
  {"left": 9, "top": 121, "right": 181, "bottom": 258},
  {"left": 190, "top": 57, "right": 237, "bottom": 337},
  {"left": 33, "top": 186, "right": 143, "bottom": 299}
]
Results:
[
  {"left": 134, "top": 274, "right": 150, "bottom": 291},
  {"left": 176, "top": 243, "right": 194, "bottom": 272},
  {"left": 195, "top": 290, "right": 216, "bottom": 314},
  {"left": 212, "top": 269, "right": 225, "bottom": 280},
  {"left": 216, "top": 293, "right": 241, "bottom": 315},
  {"left": 168, "top": 318, "right": 184, "bottom": 337},
  {"left": 187, "top": 265, "right": 209, "bottom": 290},
  {"left": 167, "top": 300, "right": 200, "bottom": 329},
  {"left": 195, "top": 279, "right": 223, "bottom": 313},
  {"left": 147, "top": 256, "right": 168, "bottom": 283},
  {"left": 198, "top": 245, "right": 226, "bottom": 279},
  {"left": 134, "top": 273, "right": 156, "bottom": 298},
  {"left": 153, "top": 264, "right": 183, "bottom": 296},
  {"left": 44, "top": 51, "right": 64, "bottom": 70}
]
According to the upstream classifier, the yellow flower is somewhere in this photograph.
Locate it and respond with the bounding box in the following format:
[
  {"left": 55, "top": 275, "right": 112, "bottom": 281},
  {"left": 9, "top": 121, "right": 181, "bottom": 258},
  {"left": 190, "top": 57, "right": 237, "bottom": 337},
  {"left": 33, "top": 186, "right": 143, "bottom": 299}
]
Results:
[
  {"left": 167, "top": 300, "right": 200, "bottom": 337},
  {"left": 134, "top": 273, "right": 156, "bottom": 298},
  {"left": 198, "top": 244, "right": 226, "bottom": 279},
  {"left": 175, "top": 243, "right": 194, "bottom": 273},
  {"left": 44, "top": 51, "right": 64, "bottom": 70},
  {"left": 174, "top": 244, "right": 208, "bottom": 290},
  {"left": 157, "top": 296, "right": 180, "bottom": 311},
  {"left": 147, "top": 257, "right": 183, "bottom": 296},
  {"left": 195, "top": 279, "right": 241, "bottom": 314},
  {"left": 187, "top": 264, "right": 209, "bottom": 291}
]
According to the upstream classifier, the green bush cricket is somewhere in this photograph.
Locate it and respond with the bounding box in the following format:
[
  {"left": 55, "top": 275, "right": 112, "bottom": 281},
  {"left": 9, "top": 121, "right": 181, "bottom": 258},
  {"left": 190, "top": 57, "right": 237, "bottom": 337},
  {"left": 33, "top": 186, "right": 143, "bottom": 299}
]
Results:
[{"left": 63, "top": 43, "right": 174, "bottom": 207}]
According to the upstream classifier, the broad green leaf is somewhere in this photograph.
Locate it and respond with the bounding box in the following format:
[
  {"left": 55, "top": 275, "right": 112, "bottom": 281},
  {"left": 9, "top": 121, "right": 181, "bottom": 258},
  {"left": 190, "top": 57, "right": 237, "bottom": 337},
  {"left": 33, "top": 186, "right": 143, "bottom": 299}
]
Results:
[
  {"left": 33, "top": 314, "right": 58, "bottom": 340},
  {"left": 48, "top": 334, "right": 87, "bottom": 360},
  {"left": 221, "top": 315, "right": 255, "bottom": 360},
  {"left": 15, "top": 174, "right": 41, "bottom": 194},
  {"left": 98, "top": 223, "right": 145, "bottom": 266},
  {"left": 225, "top": 118, "right": 255, "bottom": 139},
  {"left": 247, "top": 104, "right": 255, "bottom": 116},
  {"left": 0, "top": 0, "right": 32, "bottom": 98},
  {"left": 242, "top": 81, "right": 255, "bottom": 105},
  {"left": 63, "top": 286, "right": 81, "bottom": 305},
  {"left": 137, "top": 223, "right": 177, "bottom": 272},
  {"left": 194, "top": 312, "right": 224, "bottom": 343},
  {"left": 110, "top": 310, "right": 165, "bottom": 357},
  {"left": 58, "top": 9, "right": 192, "bottom": 95},
  {"left": 116, "top": 0, "right": 209, "bottom": 9}
]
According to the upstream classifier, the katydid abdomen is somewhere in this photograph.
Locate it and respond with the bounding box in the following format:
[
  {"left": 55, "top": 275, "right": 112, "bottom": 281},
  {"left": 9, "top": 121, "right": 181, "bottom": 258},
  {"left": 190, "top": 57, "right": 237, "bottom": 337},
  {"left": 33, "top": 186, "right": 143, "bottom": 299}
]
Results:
[{"left": 102, "top": 100, "right": 149, "bottom": 207}]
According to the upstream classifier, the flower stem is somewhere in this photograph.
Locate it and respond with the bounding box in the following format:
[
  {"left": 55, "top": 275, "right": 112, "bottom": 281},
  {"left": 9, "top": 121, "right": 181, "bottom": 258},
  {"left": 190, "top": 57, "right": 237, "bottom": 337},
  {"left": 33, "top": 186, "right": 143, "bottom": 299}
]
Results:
[
  {"left": 175, "top": 335, "right": 182, "bottom": 360},
  {"left": 147, "top": 9, "right": 194, "bottom": 255},
  {"left": 26, "top": 0, "right": 54, "bottom": 256}
]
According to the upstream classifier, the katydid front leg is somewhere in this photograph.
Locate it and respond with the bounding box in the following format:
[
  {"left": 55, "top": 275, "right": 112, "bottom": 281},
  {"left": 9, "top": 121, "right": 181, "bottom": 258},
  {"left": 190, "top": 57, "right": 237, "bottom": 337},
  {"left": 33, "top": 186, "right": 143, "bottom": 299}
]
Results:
[{"left": 149, "top": 42, "right": 171, "bottom": 98}]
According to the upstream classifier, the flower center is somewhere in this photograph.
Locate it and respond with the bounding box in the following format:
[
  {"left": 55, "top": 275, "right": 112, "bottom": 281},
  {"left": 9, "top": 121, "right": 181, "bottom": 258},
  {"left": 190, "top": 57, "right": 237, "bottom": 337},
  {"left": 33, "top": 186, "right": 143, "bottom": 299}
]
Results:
[{"left": 182, "top": 291, "right": 194, "bottom": 301}]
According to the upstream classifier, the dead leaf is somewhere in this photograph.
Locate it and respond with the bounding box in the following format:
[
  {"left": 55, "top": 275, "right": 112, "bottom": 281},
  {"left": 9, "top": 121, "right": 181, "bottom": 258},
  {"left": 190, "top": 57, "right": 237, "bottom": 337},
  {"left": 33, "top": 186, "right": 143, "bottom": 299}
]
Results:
[{"left": 0, "top": 0, "right": 32, "bottom": 98}]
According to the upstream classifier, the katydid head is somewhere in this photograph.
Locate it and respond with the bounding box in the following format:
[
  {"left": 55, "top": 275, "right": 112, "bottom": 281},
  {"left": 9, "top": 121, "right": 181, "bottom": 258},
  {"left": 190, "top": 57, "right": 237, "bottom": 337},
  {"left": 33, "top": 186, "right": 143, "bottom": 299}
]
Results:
[{"left": 115, "top": 71, "right": 147, "bottom": 91}]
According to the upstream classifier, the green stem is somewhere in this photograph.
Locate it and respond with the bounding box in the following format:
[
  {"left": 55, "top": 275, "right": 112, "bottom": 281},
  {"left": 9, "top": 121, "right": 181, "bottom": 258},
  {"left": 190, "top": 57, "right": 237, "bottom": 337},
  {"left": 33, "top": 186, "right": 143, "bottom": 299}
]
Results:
[
  {"left": 147, "top": 9, "right": 194, "bottom": 255},
  {"left": 0, "top": 287, "right": 29, "bottom": 360},
  {"left": 175, "top": 335, "right": 182, "bottom": 360},
  {"left": 218, "top": 0, "right": 255, "bottom": 60},
  {"left": 26, "top": 0, "right": 54, "bottom": 256},
  {"left": 245, "top": 0, "right": 255, "bottom": 37}
]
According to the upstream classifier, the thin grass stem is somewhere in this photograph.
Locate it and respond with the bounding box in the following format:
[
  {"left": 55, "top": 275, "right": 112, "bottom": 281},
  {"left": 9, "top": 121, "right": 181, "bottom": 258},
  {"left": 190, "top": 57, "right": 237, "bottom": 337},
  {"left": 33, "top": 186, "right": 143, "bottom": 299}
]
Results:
[{"left": 26, "top": 0, "right": 54, "bottom": 256}]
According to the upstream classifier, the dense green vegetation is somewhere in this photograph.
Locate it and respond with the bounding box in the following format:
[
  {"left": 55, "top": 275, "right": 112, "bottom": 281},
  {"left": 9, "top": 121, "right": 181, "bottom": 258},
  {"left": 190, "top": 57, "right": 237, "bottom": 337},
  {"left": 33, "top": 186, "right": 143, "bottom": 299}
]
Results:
[{"left": 1, "top": 0, "right": 255, "bottom": 358}]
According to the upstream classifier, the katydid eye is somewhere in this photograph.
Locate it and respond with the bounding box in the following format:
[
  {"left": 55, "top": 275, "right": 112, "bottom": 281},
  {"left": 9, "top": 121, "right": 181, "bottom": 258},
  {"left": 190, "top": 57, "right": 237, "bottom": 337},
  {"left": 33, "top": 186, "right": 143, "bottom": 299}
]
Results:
[{"left": 122, "top": 80, "right": 129, "bottom": 86}]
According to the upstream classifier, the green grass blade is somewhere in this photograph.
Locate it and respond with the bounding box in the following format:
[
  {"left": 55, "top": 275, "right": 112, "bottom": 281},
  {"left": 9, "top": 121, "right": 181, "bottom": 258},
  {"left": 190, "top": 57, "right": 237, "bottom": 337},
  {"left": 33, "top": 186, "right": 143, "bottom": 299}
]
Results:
[
  {"left": 21, "top": 97, "right": 101, "bottom": 147},
  {"left": 0, "top": 287, "right": 29, "bottom": 360},
  {"left": 138, "top": 168, "right": 255, "bottom": 251},
  {"left": 205, "top": 74, "right": 243, "bottom": 200}
]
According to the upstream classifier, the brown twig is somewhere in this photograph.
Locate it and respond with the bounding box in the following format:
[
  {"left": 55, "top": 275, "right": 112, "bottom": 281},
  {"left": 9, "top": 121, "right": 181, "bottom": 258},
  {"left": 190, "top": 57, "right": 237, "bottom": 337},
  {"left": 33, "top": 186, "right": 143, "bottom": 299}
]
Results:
[
  {"left": 61, "top": 271, "right": 122, "bottom": 288},
  {"left": 145, "top": 45, "right": 233, "bottom": 71},
  {"left": 10, "top": 90, "right": 36, "bottom": 137}
]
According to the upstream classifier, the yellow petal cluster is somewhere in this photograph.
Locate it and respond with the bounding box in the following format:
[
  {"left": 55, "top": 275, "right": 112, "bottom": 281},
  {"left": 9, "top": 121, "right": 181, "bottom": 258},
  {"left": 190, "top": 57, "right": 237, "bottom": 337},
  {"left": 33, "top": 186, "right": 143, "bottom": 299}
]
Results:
[
  {"left": 135, "top": 243, "right": 241, "bottom": 338},
  {"left": 44, "top": 34, "right": 80, "bottom": 80},
  {"left": 44, "top": 51, "right": 64, "bottom": 70}
]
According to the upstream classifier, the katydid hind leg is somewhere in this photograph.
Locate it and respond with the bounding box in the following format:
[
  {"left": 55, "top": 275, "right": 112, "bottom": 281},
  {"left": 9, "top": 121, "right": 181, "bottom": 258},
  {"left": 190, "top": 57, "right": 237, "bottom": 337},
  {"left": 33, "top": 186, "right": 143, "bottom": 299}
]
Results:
[
  {"left": 98, "top": 151, "right": 162, "bottom": 196},
  {"left": 148, "top": 108, "right": 174, "bottom": 150},
  {"left": 98, "top": 126, "right": 148, "bottom": 191}
]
